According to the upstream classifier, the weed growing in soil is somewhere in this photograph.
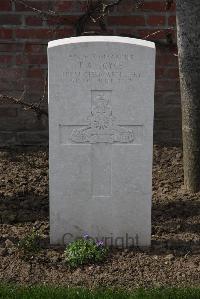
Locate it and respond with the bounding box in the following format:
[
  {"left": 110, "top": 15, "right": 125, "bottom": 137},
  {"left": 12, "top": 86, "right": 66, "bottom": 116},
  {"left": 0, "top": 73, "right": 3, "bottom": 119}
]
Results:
[
  {"left": 1, "top": 285, "right": 200, "bottom": 299},
  {"left": 18, "top": 229, "right": 40, "bottom": 254},
  {"left": 64, "top": 234, "right": 109, "bottom": 268}
]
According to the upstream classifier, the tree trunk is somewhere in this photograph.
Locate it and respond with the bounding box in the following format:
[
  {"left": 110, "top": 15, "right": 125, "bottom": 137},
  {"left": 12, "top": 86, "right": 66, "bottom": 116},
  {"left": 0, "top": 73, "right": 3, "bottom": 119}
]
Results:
[{"left": 176, "top": 1, "right": 200, "bottom": 192}]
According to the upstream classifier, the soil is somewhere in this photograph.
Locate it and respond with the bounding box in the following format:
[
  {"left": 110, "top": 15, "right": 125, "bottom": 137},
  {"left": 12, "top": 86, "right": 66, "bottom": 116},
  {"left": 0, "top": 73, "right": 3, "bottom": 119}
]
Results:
[{"left": 0, "top": 145, "right": 200, "bottom": 288}]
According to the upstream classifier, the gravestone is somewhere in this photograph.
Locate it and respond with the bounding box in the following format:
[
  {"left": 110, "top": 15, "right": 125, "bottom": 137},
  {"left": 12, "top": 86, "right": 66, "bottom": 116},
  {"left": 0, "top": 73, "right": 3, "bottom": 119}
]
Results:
[{"left": 48, "top": 36, "right": 155, "bottom": 247}]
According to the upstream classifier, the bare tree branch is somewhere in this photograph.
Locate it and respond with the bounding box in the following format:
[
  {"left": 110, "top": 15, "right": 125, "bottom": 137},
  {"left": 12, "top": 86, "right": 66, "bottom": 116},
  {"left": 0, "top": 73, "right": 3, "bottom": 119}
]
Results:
[
  {"left": 39, "top": 75, "right": 48, "bottom": 107},
  {"left": 1, "top": 0, "right": 176, "bottom": 121},
  {"left": 75, "top": 0, "right": 129, "bottom": 35},
  {"left": 166, "top": 0, "right": 174, "bottom": 10},
  {"left": 0, "top": 94, "right": 48, "bottom": 118},
  {"left": 11, "top": 0, "right": 57, "bottom": 17},
  {"left": 103, "top": 0, "right": 123, "bottom": 12}
]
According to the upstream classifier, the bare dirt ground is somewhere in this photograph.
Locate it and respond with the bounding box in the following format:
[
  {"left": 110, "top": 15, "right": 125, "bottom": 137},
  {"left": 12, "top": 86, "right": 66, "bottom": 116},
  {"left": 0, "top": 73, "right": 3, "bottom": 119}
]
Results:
[{"left": 0, "top": 146, "right": 200, "bottom": 288}]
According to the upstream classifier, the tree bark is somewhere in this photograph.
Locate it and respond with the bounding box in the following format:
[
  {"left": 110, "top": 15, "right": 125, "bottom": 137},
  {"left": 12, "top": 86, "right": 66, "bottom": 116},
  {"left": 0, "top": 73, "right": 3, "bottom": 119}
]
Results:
[{"left": 176, "top": 1, "right": 200, "bottom": 192}]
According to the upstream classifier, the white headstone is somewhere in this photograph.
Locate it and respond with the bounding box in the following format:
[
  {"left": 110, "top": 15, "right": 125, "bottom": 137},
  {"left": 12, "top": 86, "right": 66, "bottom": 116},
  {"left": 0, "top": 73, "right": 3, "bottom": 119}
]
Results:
[{"left": 48, "top": 36, "right": 155, "bottom": 247}]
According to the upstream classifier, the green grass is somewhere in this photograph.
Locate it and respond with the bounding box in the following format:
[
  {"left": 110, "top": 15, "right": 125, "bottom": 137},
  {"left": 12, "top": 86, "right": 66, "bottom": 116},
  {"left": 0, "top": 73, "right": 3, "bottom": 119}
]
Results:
[{"left": 0, "top": 285, "right": 200, "bottom": 299}]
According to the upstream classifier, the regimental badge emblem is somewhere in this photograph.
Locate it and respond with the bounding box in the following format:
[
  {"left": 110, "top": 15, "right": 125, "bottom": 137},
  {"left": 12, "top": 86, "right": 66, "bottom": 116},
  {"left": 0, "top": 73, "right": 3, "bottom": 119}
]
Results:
[{"left": 70, "top": 91, "right": 135, "bottom": 144}]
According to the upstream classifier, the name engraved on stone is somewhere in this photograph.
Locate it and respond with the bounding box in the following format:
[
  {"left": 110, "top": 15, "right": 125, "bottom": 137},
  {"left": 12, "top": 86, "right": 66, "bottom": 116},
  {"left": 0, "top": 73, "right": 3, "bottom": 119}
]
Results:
[
  {"left": 62, "top": 52, "right": 141, "bottom": 85},
  {"left": 63, "top": 71, "right": 141, "bottom": 84}
]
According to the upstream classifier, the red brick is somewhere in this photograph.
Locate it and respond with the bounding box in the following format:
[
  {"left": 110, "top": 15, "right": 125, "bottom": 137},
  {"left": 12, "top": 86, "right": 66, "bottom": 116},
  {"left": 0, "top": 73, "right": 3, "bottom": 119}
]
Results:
[
  {"left": 25, "top": 16, "right": 43, "bottom": 26},
  {"left": 24, "top": 43, "right": 46, "bottom": 53},
  {"left": 0, "top": 0, "right": 12, "bottom": 11},
  {"left": 0, "top": 43, "right": 24, "bottom": 52},
  {"left": 0, "top": 0, "right": 181, "bottom": 146},
  {"left": 0, "top": 15, "right": 22, "bottom": 25},
  {"left": 86, "top": 25, "right": 114, "bottom": 35},
  {"left": 0, "top": 55, "right": 12, "bottom": 64},
  {"left": 138, "top": 29, "right": 167, "bottom": 40},
  {"left": 147, "top": 16, "right": 166, "bottom": 26},
  {"left": 162, "top": 93, "right": 181, "bottom": 106},
  {"left": 116, "top": 2, "right": 135, "bottom": 13},
  {"left": 16, "top": 131, "right": 48, "bottom": 146},
  {"left": 0, "top": 28, "right": 13, "bottom": 39},
  {"left": 15, "top": 1, "right": 53, "bottom": 11},
  {"left": 168, "top": 16, "right": 176, "bottom": 26},
  {"left": 20, "top": 79, "right": 45, "bottom": 92},
  {"left": 166, "top": 1, "right": 176, "bottom": 12},
  {"left": 156, "top": 67, "right": 165, "bottom": 79},
  {"left": 156, "top": 66, "right": 179, "bottom": 80},
  {"left": 16, "top": 54, "right": 47, "bottom": 65},
  {"left": 26, "top": 68, "right": 45, "bottom": 78},
  {"left": 108, "top": 16, "right": 145, "bottom": 26},
  {"left": 15, "top": 28, "right": 53, "bottom": 39},
  {"left": 115, "top": 28, "right": 137, "bottom": 37},
  {"left": 140, "top": 1, "right": 166, "bottom": 12},
  {"left": 15, "top": 28, "right": 73, "bottom": 40},
  {"left": 0, "top": 107, "right": 17, "bottom": 117},
  {"left": 0, "top": 68, "right": 24, "bottom": 79},
  {"left": 156, "top": 79, "right": 180, "bottom": 92},
  {"left": 157, "top": 52, "right": 178, "bottom": 66},
  {"left": 53, "top": 1, "right": 88, "bottom": 13},
  {"left": 0, "top": 81, "right": 11, "bottom": 91},
  {"left": 54, "top": 1, "right": 74, "bottom": 12},
  {"left": 47, "top": 15, "right": 78, "bottom": 26},
  {"left": 141, "top": 1, "right": 176, "bottom": 12},
  {"left": 53, "top": 28, "right": 74, "bottom": 39},
  {"left": 165, "top": 68, "right": 179, "bottom": 79},
  {"left": 46, "top": 16, "right": 64, "bottom": 26},
  {"left": 78, "top": 2, "right": 88, "bottom": 12}
]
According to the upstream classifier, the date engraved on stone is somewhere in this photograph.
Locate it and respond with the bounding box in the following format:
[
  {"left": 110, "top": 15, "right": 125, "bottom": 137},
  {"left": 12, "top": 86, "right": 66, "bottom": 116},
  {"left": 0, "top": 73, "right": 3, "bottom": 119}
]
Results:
[{"left": 70, "top": 91, "right": 135, "bottom": 144}]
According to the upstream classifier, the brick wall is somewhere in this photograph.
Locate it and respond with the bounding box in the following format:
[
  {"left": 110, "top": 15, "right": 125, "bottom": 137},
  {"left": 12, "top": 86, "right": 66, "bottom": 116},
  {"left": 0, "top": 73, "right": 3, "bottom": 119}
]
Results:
[{"left": 0, "top": 0, "right": 181, "bottom": 146}]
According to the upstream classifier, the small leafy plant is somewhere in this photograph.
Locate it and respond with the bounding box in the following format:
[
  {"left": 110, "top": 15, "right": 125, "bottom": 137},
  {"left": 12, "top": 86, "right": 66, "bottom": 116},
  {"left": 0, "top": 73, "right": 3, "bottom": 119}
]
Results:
[
  {"left": 64, "top": 234, "right": 109, "bottom": 268},
  {"left": 18, "top": 229, "right": 40, "bottom": 254}
]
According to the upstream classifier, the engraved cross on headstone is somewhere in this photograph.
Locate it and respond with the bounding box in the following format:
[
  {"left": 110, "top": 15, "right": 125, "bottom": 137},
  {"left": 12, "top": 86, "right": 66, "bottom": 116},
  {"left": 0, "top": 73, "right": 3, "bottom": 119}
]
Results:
[{"left": 60, "top": 90, "right": 142, "bottom": 197}]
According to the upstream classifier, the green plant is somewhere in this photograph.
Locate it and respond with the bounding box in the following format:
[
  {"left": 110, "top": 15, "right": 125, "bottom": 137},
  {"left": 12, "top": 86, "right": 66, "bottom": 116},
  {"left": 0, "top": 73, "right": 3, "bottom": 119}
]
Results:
[
  {"left": 18, "top": 229, "right": 40, "bottom": 254},
  {"left": 64, "top": 234, "right": 109, "bottom": 268},
  {"left": 1, "top": 285, "right": 200, "bottom": 299}
]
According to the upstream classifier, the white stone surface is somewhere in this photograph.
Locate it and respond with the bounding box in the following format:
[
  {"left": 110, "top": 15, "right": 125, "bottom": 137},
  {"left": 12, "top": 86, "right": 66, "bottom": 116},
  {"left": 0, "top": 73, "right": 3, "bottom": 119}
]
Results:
[{"left": 48, "top": 36, "right": 155, "bottom": 247}]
